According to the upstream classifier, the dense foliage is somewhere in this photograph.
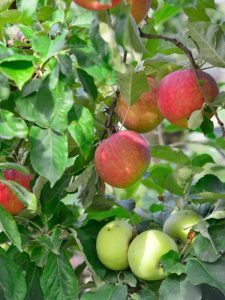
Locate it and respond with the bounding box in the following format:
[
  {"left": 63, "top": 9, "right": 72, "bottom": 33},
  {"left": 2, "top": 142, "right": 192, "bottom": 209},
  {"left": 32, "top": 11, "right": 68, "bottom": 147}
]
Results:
[{"left": 0, "top": 0, "right": 225, "bottom": 299}]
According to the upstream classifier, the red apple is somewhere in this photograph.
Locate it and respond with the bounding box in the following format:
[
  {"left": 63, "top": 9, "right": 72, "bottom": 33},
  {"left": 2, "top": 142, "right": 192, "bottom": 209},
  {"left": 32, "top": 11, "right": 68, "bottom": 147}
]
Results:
[
  {"left": 116, "top": 77, "right": 163, "bottom": 133},
  {"left": 73, "top": 0, "right": 121, "bottom": 10},
  {"left": 0, "top": 169, "right": 33, "bottom": 215},
  {"left": 127, "top": 0, "right": 151, "bottom": 24},
  {"left": 73, "top": 0, "right": 151, "bottom": 24},
  {"left": 157, "top": 69, "right": 219, "bottom": 128},
  {"left": 95, "top": 131, "right": 150, "bottom": 188}
]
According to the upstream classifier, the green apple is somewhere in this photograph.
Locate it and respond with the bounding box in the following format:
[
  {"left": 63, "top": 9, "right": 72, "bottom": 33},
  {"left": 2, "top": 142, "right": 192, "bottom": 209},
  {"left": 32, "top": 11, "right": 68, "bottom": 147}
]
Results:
[
  {"left": 163, "top": 210, "right": 202, "bottom": 243},
  {"left": 96, "top": 220, "right": 133, "bottom": 271},
  {"left": 128, "top": 230, "right": 178, "bottom": 281}
]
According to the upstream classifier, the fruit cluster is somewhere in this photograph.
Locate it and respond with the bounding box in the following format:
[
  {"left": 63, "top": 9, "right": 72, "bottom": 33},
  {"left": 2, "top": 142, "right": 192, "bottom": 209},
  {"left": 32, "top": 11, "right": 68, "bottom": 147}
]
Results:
[
  {"left": 96, "top": 210, "right": 202, "bottom": 281},
  {"left": 95, "top": 69, "right": 218, "bottom": 189}
]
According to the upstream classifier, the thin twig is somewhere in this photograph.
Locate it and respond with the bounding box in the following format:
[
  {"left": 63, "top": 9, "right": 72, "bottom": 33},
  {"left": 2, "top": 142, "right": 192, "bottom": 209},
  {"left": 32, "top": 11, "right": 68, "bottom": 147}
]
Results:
[
  {"left": 101, "top": 90, "right": 120, "bottom": 140},
  {"left": 139, "top": 30, "right": 199, "bottom": 69},
  {"left": 139, "top": 29, "right": 225, "bottom": 138}
]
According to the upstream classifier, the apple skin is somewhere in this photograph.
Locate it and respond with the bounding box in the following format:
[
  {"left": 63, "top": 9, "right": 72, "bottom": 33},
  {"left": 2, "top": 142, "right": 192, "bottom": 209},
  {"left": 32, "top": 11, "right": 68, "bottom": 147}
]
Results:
[
  {"left": 96, "top": 220, "right": 133, "bottom": 270},
  {"left": 94, "top": 130, "right": 151, "bottom": 188},
  {"left": 128, "top": 230, "right": 178, "bottom": 281},
  {"left": 163, "top": 210, "right": 202, "bottom": 244},
  {"left": 0, "top": 169, "right": 33, "bottom": 215},
  {"left": 128, "top": 0, "right": 151, "bottom": 24},
  {"left": 116, "top": 77, "right": 163, "bottom": 133},
  {"left": 73, "top": 0, "right": 121, "bottom": 10},
  {"left": 157, "top": 69, "right": 219, "bottom": 128},
  {"left": 73, "top": 0, "right": 151, "bottom": 24}
]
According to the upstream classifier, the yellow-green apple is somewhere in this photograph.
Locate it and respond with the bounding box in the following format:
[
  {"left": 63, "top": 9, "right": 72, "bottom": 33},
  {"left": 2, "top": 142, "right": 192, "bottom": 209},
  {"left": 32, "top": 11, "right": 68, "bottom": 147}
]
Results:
[
  {"left": 128, "top": 230, "right": 178, "bottom": 280},
  {"left": 116, "top": 77, "right": 163, "bottom": 133},
  {"left": 94, "top": 130, "right": 150, "bottom": 188},
  {"left": 96, "top": 220, "right": 133, "bottom": 270},
  {"left": 0, "top": 169, "right": 33, "bottom": 215},
  {"left": 163, "top": 210, "right": 202, "bottom": 243},
  {"left": 157, "top": 69, "right": 219, "bottom": 128},
  {"left": 73, "top": 0, "right": 121, "bottom": 10},
  {"left": 127, "top": 0, "right": 151, "bottom": 24}
]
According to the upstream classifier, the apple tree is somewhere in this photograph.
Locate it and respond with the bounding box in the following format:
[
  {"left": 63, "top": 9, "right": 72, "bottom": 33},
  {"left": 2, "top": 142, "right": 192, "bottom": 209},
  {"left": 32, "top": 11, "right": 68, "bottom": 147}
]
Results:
[{"left": 0, "top": 0, "right": 225, "bottom": 299}]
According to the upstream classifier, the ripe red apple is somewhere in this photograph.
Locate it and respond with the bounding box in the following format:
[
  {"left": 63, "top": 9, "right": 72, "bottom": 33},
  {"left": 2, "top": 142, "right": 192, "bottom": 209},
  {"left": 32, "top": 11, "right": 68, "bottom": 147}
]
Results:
[
  {"left": 73, "top": 0, "right": 121, "bottom": 10},
  {"left": 127, "top": 0, "right": 151, "bottom": 24},
  {"left": 0, "top": 169, "right": 33, "bottom": 215},
  {"left": 116, "top": 77, "right": 163, "bottom": 133},
  {"left": 73, "top": 0, "right": 151, "bottom": 24},
  {"left": 94, "top": 130, "right": 150, "bottom": 188},
  {"left": 157, "top": 69, "right": 219, "bottom": 128}
]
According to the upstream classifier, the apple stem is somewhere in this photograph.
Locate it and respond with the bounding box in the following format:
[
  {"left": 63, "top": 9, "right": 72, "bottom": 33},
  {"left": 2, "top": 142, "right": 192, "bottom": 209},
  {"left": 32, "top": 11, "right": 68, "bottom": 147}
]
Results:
[{"left": 139, "top": 29, "right": 225, "bottom": 139}]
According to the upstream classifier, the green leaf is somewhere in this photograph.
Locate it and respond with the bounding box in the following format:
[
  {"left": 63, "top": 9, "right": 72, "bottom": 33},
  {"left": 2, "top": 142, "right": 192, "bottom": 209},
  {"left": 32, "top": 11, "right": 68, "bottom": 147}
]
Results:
[
  {"left": 0, "top": 109, "right": 28, "bottom": 139},
  {"left": 191, "top": 154, "right": 214, "bottom": 167},
  {"left": 81, "top": 284, "right": 127, "bottom": 300},
  {"left": 186, "top": 258, "right": 225, "bottom": 295},
  {"left": 77, "top": 68, "right": 98, "bottom": 101},
  {"left": 68, "top": 106, "right": 94, "bottom": 158},
  {"left": 188, "top": 109, "right": 203, "bottom": 130},
  {"left": 151, "top": 145, "right": 190, "bottom": 165},
  {"left": 0, "top": 247, "right": 27, "bottom": 300},
  {"left": 190, "top": 175, "right": 225, "bottom": 202},
  {"left": 32, "top": 30, "right": 67, "bottom": 65},
  {"left": 17, "top": 76, "right": 74, "bottom": 133},
  {"left": 71, "top": 221, "right": 106, "bottom": 280},
  {"left": 194, "top": 234, "right": 220, "bottom": 263},
  {"left": 131, "top": 289, "right": 158, "bottom": 300},
  {"left": 30, "top": 126, "right": 68, "bottom": 187},
  {"left": 2, "top": 180, "right": 37, "bottom": 213},
  {"left": 184, "top": 5, "right": 210, "bottom": 22},
  {"left": 25, "top": 263, "right": 44, "bottom": 300},
  {"left": 0, "top": 163, "right": 30, "bottom": 175},
  {"left": 19, "top": 0, "right": 38, "bottom": 16},
  {"left": 0, "top": 0, "right": 14, "bottom": 12},
  {"left": 159, "top": 276, "right": 202, "bottom": 300},
  {"left": 161, "top": 251, "right": 185, "bottom": 275},
  {"left": 188, "top": 22, "right": 225, "bottom": 67},
  {"left": 0, "top": 205, "right": 22, "bottom": 251},
  {"left": 118, "top": 68, "right": 149, "bottom": 105},
  {"left": 153, "top": 4, "right": 180, "bottom": 24},
  {"left": 123, "top": 16, "right": 147, "bottom": 56},
  {"left": 0, "top": 60, "right": 34, "bottom": 90},
  {"left": 40, "top": 250, "right": 78, "bottom": 300}
]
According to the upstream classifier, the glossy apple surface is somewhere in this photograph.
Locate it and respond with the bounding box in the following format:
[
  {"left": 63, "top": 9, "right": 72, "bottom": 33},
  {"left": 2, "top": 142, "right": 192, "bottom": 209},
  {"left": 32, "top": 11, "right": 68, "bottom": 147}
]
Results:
[
  {"left": 163, "top": 210, "right": 202, "bottom": 243},
  {"left": 116, "top": 77, "right": 163, "bottom": 133},
  {"left": 157, "top": 69, "right": 218, "bottom": 128},
  {"left": 73, "top": 0, "right": 121, "bottom": 10},
  {"left": 95, "top": 130, "right": 150, "bottom": 188},
  {"left": 128, "top": 0, "right": 151, "bottom": 24},
  {"left": 128, "top": 230, "right": 178, "bottom": 281},
  {"left": 96, "top": 220, "right": 133, "bottom": 270},
  {"left": 0, "top": 169, "right": 33, "bottom": 215}
]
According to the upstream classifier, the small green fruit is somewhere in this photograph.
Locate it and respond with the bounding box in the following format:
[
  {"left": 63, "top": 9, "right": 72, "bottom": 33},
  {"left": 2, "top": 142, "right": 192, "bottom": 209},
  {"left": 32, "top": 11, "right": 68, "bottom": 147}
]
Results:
[
  {"left": 96, "top": 220, "right": 133, "bottom": 271},
  {"left": 163, "top": 210, "right": 202, "bottom": 243},
  {"left": 128, "top": 230, "right": 178, "bottom": 281}
]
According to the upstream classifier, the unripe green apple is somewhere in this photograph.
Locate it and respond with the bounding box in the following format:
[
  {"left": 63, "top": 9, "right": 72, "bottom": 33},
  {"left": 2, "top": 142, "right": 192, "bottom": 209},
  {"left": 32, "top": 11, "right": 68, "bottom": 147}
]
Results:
[
  {"left": 163, "top": 210, "right": 202, "bottom": 243},
  {"left": 128, "top": 230, "right": 178, "bottom": 281},
  {"left": 96, "top": 220, "right": 133, "bottom": 270}
]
